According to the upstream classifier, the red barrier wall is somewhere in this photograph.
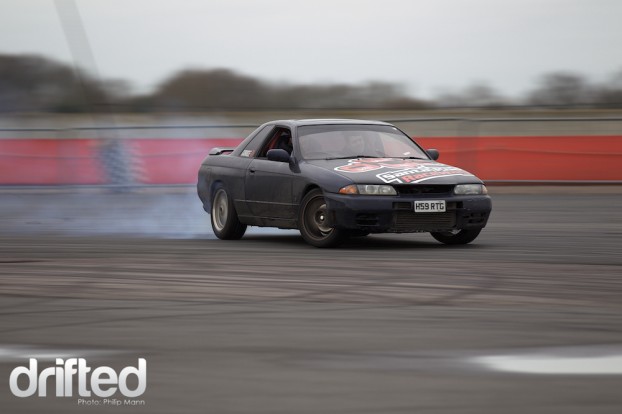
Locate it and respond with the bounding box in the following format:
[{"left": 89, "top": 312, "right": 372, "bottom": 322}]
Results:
[
  {"left": 0, "top": 139, "right": 105, "bottom": 185},
  {"left": 416, "top": 136, "right": 622, "bottom": 181},
  {"left": 129, "top": 138, "right": 242, "bottom": 184},
  {"left": 1, "top": 136, "right": 621, "bottom": 184}
]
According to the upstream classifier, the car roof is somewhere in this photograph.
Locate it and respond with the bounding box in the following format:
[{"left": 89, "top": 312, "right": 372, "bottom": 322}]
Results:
[{"left": 267, "top": 119, "right": 393, "bottom": 127}]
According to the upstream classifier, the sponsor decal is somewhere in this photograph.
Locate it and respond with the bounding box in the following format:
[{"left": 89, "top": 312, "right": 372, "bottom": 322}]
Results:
[
  {"left": 334, "top": 159, "right": 473, "bottom": 184},
  {"left": 333, "top": 158, "right": 396, "bottom": 173}
]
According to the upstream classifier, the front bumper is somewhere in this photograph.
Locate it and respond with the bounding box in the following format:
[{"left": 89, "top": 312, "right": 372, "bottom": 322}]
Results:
[{"left": 324, "top": 192, "right": 492, "bottom": 233}]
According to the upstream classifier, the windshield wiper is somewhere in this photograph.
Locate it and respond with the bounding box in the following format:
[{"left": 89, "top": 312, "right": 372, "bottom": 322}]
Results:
[{"left": 324, "top": 155, "right": 382, "bottom": 160}]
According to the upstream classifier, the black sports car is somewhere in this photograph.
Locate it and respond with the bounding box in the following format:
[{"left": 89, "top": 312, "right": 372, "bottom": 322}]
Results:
[{"left": 197, "top": 119, "right": 491, "bottom": 247}]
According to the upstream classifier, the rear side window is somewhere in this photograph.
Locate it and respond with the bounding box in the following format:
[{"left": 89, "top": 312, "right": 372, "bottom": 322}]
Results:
[{"left": 240, "top": 126, "right": 273, "bottom": 158}]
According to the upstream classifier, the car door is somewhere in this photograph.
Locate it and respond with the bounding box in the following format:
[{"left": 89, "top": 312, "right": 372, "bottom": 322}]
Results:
[{"left": 244, "top": 127, "right": 296, "bottom": 220}]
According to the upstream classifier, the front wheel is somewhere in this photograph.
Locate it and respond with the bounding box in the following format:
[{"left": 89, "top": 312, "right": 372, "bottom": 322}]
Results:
[
  {"left": 211, "top": 185, "right": 247, "bottom": 240},
  {"left": 430, "top": 228, "right": 482, "bottom": 245},
  {"left": 299, "top": 189, "right": 345, "bottom": 248}
]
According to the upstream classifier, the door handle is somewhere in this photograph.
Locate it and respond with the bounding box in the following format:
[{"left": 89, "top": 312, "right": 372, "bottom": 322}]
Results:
[{"left": 249, "top": 168, "right": 256, "bottom": 173}]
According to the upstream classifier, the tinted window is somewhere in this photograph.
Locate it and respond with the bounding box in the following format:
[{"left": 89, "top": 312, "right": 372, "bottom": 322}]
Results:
[{"left": 239, "top": 125, "right": 273, "bottom": 158}]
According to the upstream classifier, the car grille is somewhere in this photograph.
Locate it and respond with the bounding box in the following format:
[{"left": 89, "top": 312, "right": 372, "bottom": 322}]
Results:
[
  {"left": 394, "top": 185, "right": 454, "bottom": 196},
  {"left": 391, "top": 211, "right": 456, "bottom": 233}
]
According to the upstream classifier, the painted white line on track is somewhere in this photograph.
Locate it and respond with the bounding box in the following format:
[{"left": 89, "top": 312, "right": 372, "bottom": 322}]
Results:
[
  {"left": 471, "top": 346, "right": 622, "bottom": 375},
  {"left": 0, "top": 345, "right": 122, "bottom": 362}
]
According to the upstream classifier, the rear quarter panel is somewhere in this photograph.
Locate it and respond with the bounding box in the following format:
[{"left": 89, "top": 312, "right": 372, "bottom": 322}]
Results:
[{"left": 198, "top": 155, "right": 252, "bottom": 215}]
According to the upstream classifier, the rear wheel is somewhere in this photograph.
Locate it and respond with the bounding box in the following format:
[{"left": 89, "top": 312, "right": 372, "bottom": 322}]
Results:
[
  {"left": 211, "top": 185, "right": 246, "bottom": 240},
  {"left": 299, "top": 189, "right": 345, "bottom": 248},
  {"left": 430, "top": 228, "right": 481, "bottom": 245}
]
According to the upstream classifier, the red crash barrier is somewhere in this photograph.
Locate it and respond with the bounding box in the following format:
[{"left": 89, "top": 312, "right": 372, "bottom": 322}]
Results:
[
  {"left": 0, "top": 139, "right": 106, "bottom": 185},
  {"left": 0, "top": 136, "right": 621, "bottom": 184},
  {"left": 416, "top": 136, "right": 622, "bottom": 182},
  {"left": 129, "top": 139, "right": 242, "bottom": 184},
  {"left": 0, "top": 138, "right": 243, "bottom": 185}
]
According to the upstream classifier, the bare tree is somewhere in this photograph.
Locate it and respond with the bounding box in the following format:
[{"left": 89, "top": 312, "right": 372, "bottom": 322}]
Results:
[
  {"left": 433, "top": 83, "right": 505, "bottom": 108},
  {"left": 462, "top": 83, "right": 506, "bottom": 108},
  {"left": 0, "top": 54, "right": 114, "bottom": 112},
  {"left": 593, "top": 69, "right": 622, "bottom": 107},
  {"left": 149, "top": 68, "right": 426, "bottom": 110},
  {"left": 151, "top": 69, "right": 270, "bottom": 110},
  {"left": 527, "top": 72, "right": 591, "bottom": 107}
]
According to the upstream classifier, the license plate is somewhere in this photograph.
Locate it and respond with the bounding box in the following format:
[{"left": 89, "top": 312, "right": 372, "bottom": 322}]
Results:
[{"left": 414, "top": 200, "right": 446, "bottom": 213}]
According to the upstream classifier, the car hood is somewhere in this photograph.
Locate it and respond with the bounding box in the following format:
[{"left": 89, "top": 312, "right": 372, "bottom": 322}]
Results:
[{"left": 305, "top": 158, "right": 481, "bottom": 185}]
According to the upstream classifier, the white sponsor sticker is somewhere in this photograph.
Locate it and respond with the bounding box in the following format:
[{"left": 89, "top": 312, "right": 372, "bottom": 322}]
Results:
[{"left": 334, "top": 159, "right": 473, "bottom": 184}]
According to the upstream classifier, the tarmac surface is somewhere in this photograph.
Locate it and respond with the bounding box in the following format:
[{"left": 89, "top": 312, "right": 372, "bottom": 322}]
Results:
[{"left": 0, "top": 187, "right": 621, "bottom": 413}]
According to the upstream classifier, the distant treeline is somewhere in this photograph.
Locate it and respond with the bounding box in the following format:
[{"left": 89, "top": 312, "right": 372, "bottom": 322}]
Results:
[{"left": 1, "top": 54, "right": 621, "bottom": 113}]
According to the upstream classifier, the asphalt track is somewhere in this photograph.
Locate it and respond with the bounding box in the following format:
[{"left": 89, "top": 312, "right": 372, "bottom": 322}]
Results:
[{"left": 1, "top": 187, "right": 621, "bottom": 413}]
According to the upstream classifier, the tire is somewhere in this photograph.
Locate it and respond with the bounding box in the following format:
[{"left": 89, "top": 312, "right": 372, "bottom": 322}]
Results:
[
  {"left": 211, "top": 185, "right": 247, "bottom": 240},
  {"left": 299, "top": 189, "right": 346, "bottom": 248},
  {"left": 430, "top": 228, "right": 482, "bottom": 245}
]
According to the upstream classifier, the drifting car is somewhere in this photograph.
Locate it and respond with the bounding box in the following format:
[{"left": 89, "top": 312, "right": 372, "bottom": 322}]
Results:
[{"left": 197, "top": 119, "right": 491, "bottom": 247}]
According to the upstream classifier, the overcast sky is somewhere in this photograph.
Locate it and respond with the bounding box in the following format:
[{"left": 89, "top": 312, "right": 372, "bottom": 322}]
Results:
[{"left": 1, "top": 0, "right": 621, "bottom": 99}]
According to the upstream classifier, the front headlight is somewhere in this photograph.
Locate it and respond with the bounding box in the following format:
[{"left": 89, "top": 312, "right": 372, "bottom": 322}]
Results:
[
  {"left": 454, "top": 184, "right": 488, "bottom": 195},
  {"left": 339, "top": 184, "right": 397, "bottom": 195}
]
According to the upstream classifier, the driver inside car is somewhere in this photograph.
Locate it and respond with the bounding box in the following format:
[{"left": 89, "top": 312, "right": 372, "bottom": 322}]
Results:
[
  {"left": 344, "top": 132, "right": 380, "bottom": 157},
  {"left": 275, "top": 131, "right": 293, "bottom": 154}
]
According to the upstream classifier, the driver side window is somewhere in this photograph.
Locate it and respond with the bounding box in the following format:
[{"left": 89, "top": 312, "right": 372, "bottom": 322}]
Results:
[{"left": 256, "top": 127, "right": 293, "bottom": 158}]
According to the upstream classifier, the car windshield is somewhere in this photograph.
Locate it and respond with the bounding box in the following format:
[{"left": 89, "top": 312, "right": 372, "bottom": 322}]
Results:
[{"left": 297, "top": 124, "right": 430, "bottom": 160}]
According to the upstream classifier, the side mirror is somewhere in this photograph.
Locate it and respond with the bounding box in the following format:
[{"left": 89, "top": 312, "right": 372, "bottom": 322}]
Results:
[
  {"left": 267, "top": 149, "right": 291, "bottom": 163},
  {"left": 426, "top": 149, "right": 440, "bottom": 160}
]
